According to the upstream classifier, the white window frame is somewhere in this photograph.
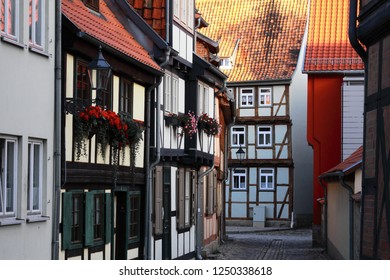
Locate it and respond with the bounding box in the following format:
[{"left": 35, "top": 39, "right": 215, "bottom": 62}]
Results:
[
  {"left": 0, "top": 137, "right": 18, "bottom": 219},
  {"left": 258, "top": 126, "right": 272, "bottom": 147},
  {"left": 240, "top": 88, "right": 254, "bottom": 107},
  {"left": 231, "top": 126, "right": 245, "bottom": 147},
  {"left": 198, "top": 82, "right": 210, "bottom": 115},
  {"left": 164, "top": 73, "right": 172, "bottom": 112},
  {"left": 27, "top": 140, "right": 43, "bottom": 215},
  {"left": 259, "top": 168, "right": 274, "bottom": 190},
  {"left": 0, "top": 0, "right": 20, "bottom": 40},
  {"left": 29, "top": 0, "right": 46, "bottom": 50},
  {"left": 173, "top": 0, "right": 193, "bottom": 29},
  {"left": 232, "top": 169, "right": 246, "bottom": 190},
  {"left": 220, "top": 58, "right": 232, "bottom": 69},
  {"left": 259, "top": 87, "right": 272, "bottom": 107},
  {"left": 172, "top": 76, "right": 178, "bottom": 114}
]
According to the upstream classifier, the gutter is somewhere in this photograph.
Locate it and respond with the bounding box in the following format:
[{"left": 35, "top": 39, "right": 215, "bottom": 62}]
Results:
[
  {"left": 319, "top": 171, "right": 355, "bottom": 259},
  {"left": 348, "top": 0, "right": 367, "bottom": 64},
  {"left": 52, "top": 0, "right": 62, "bottom": 260}
]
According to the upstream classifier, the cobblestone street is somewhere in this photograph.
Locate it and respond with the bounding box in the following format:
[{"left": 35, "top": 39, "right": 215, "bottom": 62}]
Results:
[{"left": 211, "top": 228, "right": 332, "bottom": 260}]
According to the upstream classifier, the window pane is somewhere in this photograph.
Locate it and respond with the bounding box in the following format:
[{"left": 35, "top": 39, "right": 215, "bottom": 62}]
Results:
[
  {"left": 33, "top": 144, "right": 40, "bottom": 210},
  {"left": 7, "top": 0, "right": 17, "bottom": 36},
  {"left": 6, "top": 141, "right": 15, "bottom": 212}
]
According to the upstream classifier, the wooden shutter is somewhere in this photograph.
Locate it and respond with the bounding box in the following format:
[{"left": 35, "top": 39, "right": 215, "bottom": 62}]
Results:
[
  {"left": 177, "top": 168, "right": 185, "bottom": 229},
  {"left": 62, "top": 192, "right": 73, "bottom": 250},
  {"left": 154, "top": 166, "right": 163, "bottom": 235},
  {"left": 104, "top": 193, "right": 112, "bottom": 244},
  {"left": 191, "top": 171, "right": 197, "bottom": 225},
  {"left": 213, "top": 170, "right": 217, "bottom": 214},
  {"left": 84, "top": 191, "right": 94, "bottom": 246},
  {"left": 207, "top": 172, "right": 213, "bottom": 215}
]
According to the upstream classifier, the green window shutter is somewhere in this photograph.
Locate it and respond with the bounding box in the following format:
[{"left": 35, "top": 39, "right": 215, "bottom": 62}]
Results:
[
  {"left": 178, "top": 168, "right": 185, "bottom": 229},
  {"left": 84, "top": 191, "right": 94, "bottom": 246},
  {"left": 105, "top": 193, "right": 112, "bottom": 244},
  {"left": 154, "top": 166, "right": 163, "bottom": 235},
  {"left": 62, "top": 192, "right": 73, "bottom": 250}
]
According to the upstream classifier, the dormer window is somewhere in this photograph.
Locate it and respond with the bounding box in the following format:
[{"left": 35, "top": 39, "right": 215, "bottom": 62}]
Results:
[
  {"left": 84, "top": 0, "right": 99, "bottom": 12},
  {"left": 220, "top": 58, "right": 232, "bottom": 69}
]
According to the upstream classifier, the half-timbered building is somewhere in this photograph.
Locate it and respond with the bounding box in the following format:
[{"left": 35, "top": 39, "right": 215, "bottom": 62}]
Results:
[
  {"left": 60, "top": 0, "right": 164, "bottom": 260},
  {"left": 352, "top": 0, "right": 390, "bottom": 260},
  {"left": 197, "top": 0, "right": 309, "bottom": 228}
]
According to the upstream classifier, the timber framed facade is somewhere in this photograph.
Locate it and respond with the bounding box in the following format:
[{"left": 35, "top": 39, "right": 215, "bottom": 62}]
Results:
[{"left": 227, "top": 83, "right": 293, "bottom": 226}]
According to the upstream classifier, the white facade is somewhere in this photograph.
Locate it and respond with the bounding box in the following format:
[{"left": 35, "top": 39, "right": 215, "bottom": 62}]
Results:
[{"left": 0, "top": 0, "right": 55, "bottom": 259}]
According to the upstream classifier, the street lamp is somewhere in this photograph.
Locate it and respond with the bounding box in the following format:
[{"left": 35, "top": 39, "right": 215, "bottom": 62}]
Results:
[
  {"left": 236, "top": 145, "right": 245, "bottom": 164},
  {"left": 88, "top": 46, "right": 112, "bottom": 105}
]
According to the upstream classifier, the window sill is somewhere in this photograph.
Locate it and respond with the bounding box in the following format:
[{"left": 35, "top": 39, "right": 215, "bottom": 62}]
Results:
[
  {"left": 0, "top": 218, "right": 24, "bottom": 227},
  {"left": 26, "top": 215, "right": 50, "bottom": 223},
  {"left": 0, "top": 35, "right": 25, "bottom": 49},
  {"left": 29, "top": 45, "right": 50, "bottom": 58}
]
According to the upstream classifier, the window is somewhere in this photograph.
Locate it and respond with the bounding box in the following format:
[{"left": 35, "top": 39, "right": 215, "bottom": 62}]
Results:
[
  {"left": 198, "top": 82, "right": 210, "bottom": 115},
  {"left": 62, "top": 191, "right": 111, "bottom": 250},
  {"left": 232, "top": 169, "right": 246, "bottom": 190},
  {"left": 100, "top": 78, "right": 112, "bottom": 110},
  {"left": 240, "top": 88, "right": 254, "bottom": 107},
  {"left": 27, "top": 140, "right": 43, "bottom": 215},
  {"left": 220, "top": 58, "right": 232, "bottom": 69},
  {"left": 164, "top": 74, "right": 171, "bottom": 112},
  {"left": 231, "top": 126, "right": 245, "bottom": 147},
  {"left": 259, "top": 88, "right": 272, "bottom": 106},
  {"left": 177, "top": 168, "right": 194, "bottom": 229},
  {"left": 173, "top": 0, "right": 193, "bottom": 29},
  {"left": 259, "top": 169, "right": 274, "bottom": 190},
  {"left": 75, "top": 59, "right": 91, "bottom": 106},
  {"left": 128, "top": 191, "right": 141, "bottom": 243},
  {"left": 93, "top": 193, "right": 104, "bottom": 241},
  {"left": 0, "top": 0, "right": 19, "bottom": 40},
  {"left": 29, "top": 0, "right": 45, "bottom": 50},
  {"left": 0, "top": 137, "right": 17, "bottom": 219},
  {"left": 258, "top": 126, "right": 272, "bottom": 147},
  {"left": 120, "top": 79, "right": 133, "bottom": 115},
  {"left": 84, "top": 0, "right": 99, "bottom": 12},
  {"left": 164, "top": 73, "right": 179, "bottom": 114}
]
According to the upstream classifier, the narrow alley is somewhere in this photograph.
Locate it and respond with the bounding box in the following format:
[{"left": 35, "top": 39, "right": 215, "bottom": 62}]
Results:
[{"left": 210, "top": 228, "right": 332, "bottom": 260}]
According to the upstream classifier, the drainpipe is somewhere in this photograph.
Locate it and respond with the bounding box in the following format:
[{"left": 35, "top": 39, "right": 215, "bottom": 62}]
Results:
[
  {"left": 52, "top": 0, "right": 62, "bottom": 260},
  {"left": 318, "top": 178, "right": 328, "bottom": 253},
  {"left": 196, "top": 163, "right": 214, "bottom": 260},
  {"left": 144, "top": 48, "right": 170, "bottom": 260},
  {"left": 349, "top": 0, "right": 367, "bottom": 64},
  {"left": 144, "top": 76, "right": 162, "bottom": 260}
]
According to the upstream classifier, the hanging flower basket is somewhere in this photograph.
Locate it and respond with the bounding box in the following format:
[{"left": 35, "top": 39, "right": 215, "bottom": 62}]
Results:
[
  {"left": 178, "top": 111, "right": 198, "bottom": 139},
  {"left": 74, "top": 105, "right": 144, "bottom": 163},
  {"left": 197, "top": 113, "right": 221, "bottom": 136}
]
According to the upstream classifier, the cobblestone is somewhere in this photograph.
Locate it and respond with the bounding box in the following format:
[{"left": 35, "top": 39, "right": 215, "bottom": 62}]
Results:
[{"left": 211, "top": 227, "right": 332, "bottom": 260}]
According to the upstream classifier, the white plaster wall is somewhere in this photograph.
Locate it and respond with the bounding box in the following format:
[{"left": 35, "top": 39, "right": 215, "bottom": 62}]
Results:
[
  {"left": 290, "top": 20, "right": 313, "bottom": 223},
  {"left": 0, "top": 0, "right": 55, "bottom": 259}
]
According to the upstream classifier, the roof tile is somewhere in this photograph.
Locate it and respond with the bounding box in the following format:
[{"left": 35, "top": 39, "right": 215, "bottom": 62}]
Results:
[
  {"left": 196, "top": 0, "right": 308, "bottom": 82},
  {"left": 62, "top": 0, "right": 161, "bottom": 72},
  {"left": 303, "top": 0, "right": 364, "bottom": 72}
]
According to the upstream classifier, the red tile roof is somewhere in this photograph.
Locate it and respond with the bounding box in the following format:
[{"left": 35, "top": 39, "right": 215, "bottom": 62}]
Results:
[
  {"left": 322, "top": 146, "right": 363, "bottom": 176},
  {"left": 303, "top": 0, "right": 364, "bottom": 72},
  {"left": 196, "top": 0, "right": 308, "bottom": 82},
  {"left": 62, "top": 0, "right": 161, "bottom": 72}
]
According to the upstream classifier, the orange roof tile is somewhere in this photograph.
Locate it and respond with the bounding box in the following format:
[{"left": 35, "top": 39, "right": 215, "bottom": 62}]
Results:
[
  {"left": 196, "top": 0, "right": 308, "bottom": 82},
  {"left": 304, "top": 0, "right": 364, "bottom": 72},
  {"left": 62, "top": 0, "right": 161, "bottom": 72}
]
